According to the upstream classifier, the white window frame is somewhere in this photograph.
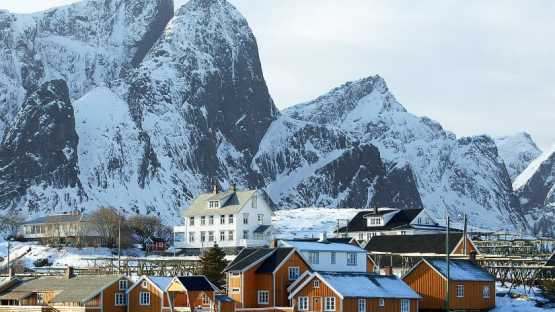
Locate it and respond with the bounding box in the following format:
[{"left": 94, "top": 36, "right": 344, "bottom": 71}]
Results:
[
  {"left": 208, "top": 231, "right": 214, "bottom": 242},
  {"left": 483, "top": 286, "right": 490, "bottom": 299},
  {"left": 220, "top": 215, "right": 225, "bottom": 224},
  {"left": 118, "top": 280, "right": 128, "bottom": 291},
  {"left": 257, "top": 290, "right": 269, "bottom": 304},
  {"left": 347, "top": 252, "right": 357, "bottom": 266},
  {"left": 188, "top": 232, "right": 195, "bottom": 243},
  {"left": 200, "top": 216, "right": 206, "bottom": 225},
  {"left": 229, "top": 214, "right": 234, "bottom": 224},
  {"left": 220, "top": 231, "right": 225, "bottom": 241},
  {"left": 456, "top": 285, "right": 464, "bottom": 298},
  {"left": 228, "top": 230, "right": 234, "bottom": 241},
  {"left": 298, "top": 296, "right": 309, "bottom": 311},
  {"left": 358, "top": 298, "right": 366, "bottom": 312},
  {"left": 209, "top": 200, "right": 219, "bottom": 208},
  {"left": 139, "top": 292, "right": 151, "bottom": 305},
  {"left": 209, "top": 215, "right": 214, "bottom": 225},
  {"left": 243, "top": 230, "right": 249, "bottom": 240},
  {"left": 142, "top": 280, "right": 148, "bottom": 288},
  {"left": 257, "top": 214, "right": 264, "bottom": 224},
  {"left": 200, "top": 231, "right": 206, "bottom": 242},
  {"left": 314, "top": 279, "right": 320, "bottom": 288},
  {"left": 379, "top": 298, "right": 384, "bottom": 307},
  {"left": 288, "top": 266, "right": 300, "bottom": 281},
  {"left": 309, "top": 251, "right": 319, "bottom": 264},
  {"left": 401, "top": 299, "right": 410, "bottom": 312},
  {"left": 202, "top": 293, "right": 210, "bottom": 305},
  {"left": 115, "top": 292, "right": 126, "bottom": 306},
  {"left": 189, "top": 216, "right": 195, "bottom": 226},
  {"left": 324, "top": 297, "right": 336, "bottom": 311},
  {"left": 243, "top": 213, "right": 249, "bottom": 225}
]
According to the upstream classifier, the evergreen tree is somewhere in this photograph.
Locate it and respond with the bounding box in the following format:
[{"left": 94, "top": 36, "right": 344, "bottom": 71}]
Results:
[{"left": 200, "top": 244, "right": 228, "bottom": 286}]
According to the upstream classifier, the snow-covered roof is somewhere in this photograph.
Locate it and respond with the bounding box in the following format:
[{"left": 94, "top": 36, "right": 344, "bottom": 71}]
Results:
[
  {"left": 279, "top": 240, "right": 365, "bottom": 253},
  {"left": 423, "top": 259, "right": 494, "bottom": 282},
  {"left": 147, "top": 276, "right": 173, "bottom": 291},
  {"left": 291, "top": 272, "right": 420, "bottom": 299}
]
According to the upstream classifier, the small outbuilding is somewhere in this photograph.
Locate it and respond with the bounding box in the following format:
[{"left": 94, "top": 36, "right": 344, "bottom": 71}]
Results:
[{"left": 402, "top": 257, "right": 495, "bottom": 311}]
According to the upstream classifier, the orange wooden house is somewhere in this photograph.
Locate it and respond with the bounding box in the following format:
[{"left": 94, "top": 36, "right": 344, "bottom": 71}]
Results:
[
  {"left": 127, "top": 276, "right": 173, "bottom": 312},
  {"left": 402, "top": 256, "right": 495, "bottom": 311},
  {"left": 0, "top": 268, "right": 130, "bottom": 312},
  {"left": 288, "top": 272, "right": 421, "bottom": 312},
  {"left": 224, "top": 247, "right": 311, "bottom": 310}
]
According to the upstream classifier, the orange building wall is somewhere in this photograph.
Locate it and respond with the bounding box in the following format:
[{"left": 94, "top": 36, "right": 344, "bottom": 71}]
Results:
[
  {"left": 291, "top": 276, "right": 341, "bottom": 312},
  {"left": 227, "top": 274, "right": 242, "bottom": 304},
  {"left": 273, "top": 252, "right": 310, "bottom": 307},
  {"left": 403, "top": 261, "right": 495, "bottom": 310},
  {"left": 343, "top": 298, "right": 418, "bottom": 312},
  {"left": 367, "top": 256, "right": 375, "bottom": 273},
  {"left": 128, "top": 280, "right": 163, "bottom": 312},
  {"left": 101, "top": 278, "right": 128, "bottom": 312},
  {"left": 453, "top": 237, "right": 478, "bottom": 255},
  {"left": 188, "top": 290, "right": 214, "bottom": 310}
]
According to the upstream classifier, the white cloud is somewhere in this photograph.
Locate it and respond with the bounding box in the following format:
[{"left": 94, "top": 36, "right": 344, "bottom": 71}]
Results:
[{"left": 4, "top": 0, "right": 554, "bottom": 149}]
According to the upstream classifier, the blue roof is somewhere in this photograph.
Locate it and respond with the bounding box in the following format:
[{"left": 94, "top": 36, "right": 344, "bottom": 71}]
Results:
[
  {"left": 216, "top": 295, "right": 234, "bottom": 303},
  {"left": 425, "top": 259, "right": 494, "bottom": 282},
  {"left": 147, "top": 277, "right": 173, "bottom": 291}
]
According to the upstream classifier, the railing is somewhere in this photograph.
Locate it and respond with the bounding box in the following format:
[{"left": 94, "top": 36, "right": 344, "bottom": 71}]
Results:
[{"left": 0, "top": 306, "right": 47, "bottom": 312}]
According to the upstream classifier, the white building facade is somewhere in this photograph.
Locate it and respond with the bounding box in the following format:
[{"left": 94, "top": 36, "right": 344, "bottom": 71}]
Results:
[{"left": 174, "top": 187, "right": 274, "bottom": 250}]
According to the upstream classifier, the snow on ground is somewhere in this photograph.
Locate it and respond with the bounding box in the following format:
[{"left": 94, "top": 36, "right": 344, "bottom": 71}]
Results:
[
  {"left": 273, "top": 207, "right": 360, "bottom": 239},
  {"left": 493, "top": 283, "right": 553, "bottom": 311}
]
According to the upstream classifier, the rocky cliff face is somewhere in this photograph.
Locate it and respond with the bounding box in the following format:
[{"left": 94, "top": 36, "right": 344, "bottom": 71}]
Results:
[
  {"left": 0, "top": 80, "right": 84, "bottom": 212},
  {"left": 495, "top": 133, "right": 542, "bottom": 181},
  {"left": 0, "top": 0, "right": 173, "bottom": 136}
]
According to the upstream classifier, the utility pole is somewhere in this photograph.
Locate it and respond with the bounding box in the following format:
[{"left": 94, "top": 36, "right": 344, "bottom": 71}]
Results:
[
  {"left": 118, "top": 216, "right": 121, "bottom": 274},
  {"left": 6, "top": 238, "right": 11, "bottom": 277},
  {"left": 463, "top": 214, "right": 468, "bottom": 256},
  {"left": 445, "top": 212, "right": 450, "bottom": 312}
]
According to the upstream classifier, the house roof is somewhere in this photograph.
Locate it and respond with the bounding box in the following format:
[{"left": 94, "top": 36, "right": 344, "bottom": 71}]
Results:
[
  {"left": 182, "top": 189, "right": 273, "bottom": 217},
  {"left": 224, "top": 248, "right": 275, "bottom": 272},
  {"left": 365, "top": 233, "right": 464, "bottom": 254},
  {"left": 291, "top": 272, "right": 420, "bottom": 300},
  {"left": 256, "top": 248, "right": 296, "bottom": 273},
  {"left": 287, "top": 237, "right": 355, "bottom": 244},
  {"left": 177, "top": 276, "right": 218, "bottom": 292},
  {"left": 22, "top": 213, "right": 89, "bottom": 225},
  {"left": 0, "top": 275, "right": 124, "bottom": 303},
  {"left": 147, "top": 276, "right": 173, "bottom": 291},
  {"left": 337, "top": 208, "right": 425, "bottom": 233},
  {"left": 421, "top": 259, "right": 495, "bottom": 282},
  {"left": 216, "top": 294, "right": 234, "bottom": 303},
  {"left": 253, "top": 225, "right": 272, "bottom": 234},
  {"left": 279, "top": 240, "right": 366, "bottom": 253}
]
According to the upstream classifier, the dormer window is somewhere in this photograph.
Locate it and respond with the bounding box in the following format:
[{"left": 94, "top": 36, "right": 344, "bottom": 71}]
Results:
[
  {"left": 367, "top": 217, "right": 383, "bottom": 226},
  {"left": 209, "top": 200, "right": 219, "bottom": 208}
]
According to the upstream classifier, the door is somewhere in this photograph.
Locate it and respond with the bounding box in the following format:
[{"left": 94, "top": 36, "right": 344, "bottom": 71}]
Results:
[{"left": 313, "top": 296, "right": 322, "bottom": 312}]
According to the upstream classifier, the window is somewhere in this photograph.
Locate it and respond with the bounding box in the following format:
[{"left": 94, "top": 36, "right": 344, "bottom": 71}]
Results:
[
  {"left": 401, "top": 299, "right": 410, "bottom": 312},
  {"left": 347, "top": 252, "right": 357, "bottom": 266},
  {"left": 209, "top": 200, "right": 219, "bottom": 208},
  {"left": 189, "top": 216, "right": 195, "bottom": 226},
  {"left": 400, "top": 231, "right": 407, "bottom": 235},
  {"left": 358, "top": 232, "right": 364, "bottom": 240},
  {"left": 228, "top": 230, "right": 234, "bottom": 241},
  {"left": 298, "top": 297, "right": 309, "bottom": 311},
  {"left": 313, "top": 280, "right": 320, "bottom": 288},
  {"left": 142, "top": 281, "right": 148, "bottom": 288},
  {"left": 288, "top": 267, "right": 300, "bottom": 281},
  {"left": 200, "top": 216, "right": 206, "bottom": 225},
  {"left": 309, "top": 251, "right": 319, "bottom": 264},
  {"left": 257, "top": 214, "right": 264, "bottom": 224},
  {"left": 324, "top": 297, "right": 336, "bottom": 311},
  {"left": 243, "top": 230, "right": 249, "bottom": 240},
  {"left": 243, "top": 213, "right": 249, "bottom": 224},
  {"left": 379, "top": 298, "right": 384, "bottom": 307},
  {"left": 139, "top": 292, "right": 151, "bottom": 305},
  {"left": 115, "top": 293, "right": 126, "bottom": 306},
  {"left": 209, "top": 215, "right": 214, "bottom": 225},
  {"left": 417, "top": 217, "right": 422, "bottom": 224},
  {"left": 483, "top": 286, "right": 490, "bottom": 299},
  {"left": 175, "top": 232, "right": 185, "bottom": 243},
  {"left": 368, "top": 217, "right": 382, "bottom": 226},
  {"left": 231, "top": 288, "right": 240, "bottom": 293},
  {"left": 229, "top": 214, "right": 234, "bottom": 224},
  {"left": 358, "top": 299, "right": 366, "bottom": 312},
  {"left": 220, "top": 231, "right": 226, "bottom": 241},
  {"left": 200, "top": 231, "right": 206, "bottom": 242},
  {"left": 208, "top": 231, "right": 214, "bottom": 242},
  {"left": 119, "top": 280, "right": 128, "bottom": 290},
  {"left": 257, "top": 290, "right": 269, "bottom": 304},
  {"left": 202, "top": 293, "right": 210, "bottom": 305},
  {"left": 188, "top": 232, "right": 195, "bottom": 243},
  {"left": 331, "top": 252, "right": 336, "bottom": 264},
  {"left": 220, "top": 215, "right": 225, "bottom": 224},
  {"left": 252, "top": 195, "right": 257, "bottom": 208},
  {"left": 37, "top": 293, "right": 45, "bottom": 304},
  {"left": 456, "top": 285, "right": 464, "bottom": 298}
]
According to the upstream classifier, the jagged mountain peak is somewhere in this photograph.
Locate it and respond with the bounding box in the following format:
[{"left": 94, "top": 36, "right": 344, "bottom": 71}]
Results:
[{"left": 495, "top": 132, "right": 542, "bottom": 181}]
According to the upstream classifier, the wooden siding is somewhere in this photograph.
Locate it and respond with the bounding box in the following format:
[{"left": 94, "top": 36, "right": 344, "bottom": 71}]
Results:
[
  {"left": 343, "top": 298, "right": 418, "bottom": 312},
  {"left": 128, "top": 279, "right": 164, "bottom": 312},
  {"left": 366, "top": 256, "right": 375, "bottom": 273},
  {"left": 188, "top": 291, "right": 214, "bottom": 310},
  {"left": 273, "top": 251, "right": 310, "bottom": 307},
  {"left": 227, "top": 274, "right": 242, "bottom": 304},
  {"left": 403, "top": 261, "right": 495, "bottom": 310},
  {"left": 101, "top": 278, "right": 128, "bottom": 312},
  {"left": 290, "top": 276, "right": 341, "bottom": 312},
  {"left": 453, "top": 237, "right": 477, "bottom": 255}
]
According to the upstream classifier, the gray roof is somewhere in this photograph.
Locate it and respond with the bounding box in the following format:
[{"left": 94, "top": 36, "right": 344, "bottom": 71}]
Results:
[
  {"left": 183, "top": 190, "right": 261, "bottom": 216},
  {"left": 22, "top": 213, "right": 89, "bottom": 225},
  {"left": 254, "top": 225, "right": 272, "bottom": 234},
  {"left": 424, "top": 259, "right": 495, "bottom": 282},
  {"left": 0, "top": 275, "right": 124, "bottom": 303},
  {"left": 316, "top": 272, "right": 421, "bottom": 299}
]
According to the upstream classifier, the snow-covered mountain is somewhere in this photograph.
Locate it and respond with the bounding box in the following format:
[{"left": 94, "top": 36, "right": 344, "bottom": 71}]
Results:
[
  {"left": 0, "top": 0, "right": 547, "bottom": 235},
  {"left": 513, "top": 147, "right": 555, "bottom": 236},
  {"left": 285, "top": 76, "right": 526, "bottom": 231},
  {"left": 495, "top": 133, "right": 542, "bottom": 181},
  {"left": 0, "top": 0, "right": 173, "bottom": 136}
]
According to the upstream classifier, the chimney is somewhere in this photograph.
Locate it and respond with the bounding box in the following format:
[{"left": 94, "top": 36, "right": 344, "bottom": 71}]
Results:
[
  {"left": 382, "top": 265, "right": 393, "bottom": 276},
  {"left": 318, "top": 232, "right": 328, "bottom": 243},
  {"left": 469, "top": 251, "right": 477, "bottom": 264},
  {"left": 212, "top": 183, "right": 219, "bottom": 194},
  {"left": 231, "top": 183, "right": 237, "bottom": 192},
  {"left": 65, "top": 266, "right": 75, "bottom": 279}
]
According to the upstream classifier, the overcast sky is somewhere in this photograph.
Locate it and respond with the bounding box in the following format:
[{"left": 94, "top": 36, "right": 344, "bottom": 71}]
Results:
[{"left": 4, "top": 0, "right": 554, "bottom": 149}]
